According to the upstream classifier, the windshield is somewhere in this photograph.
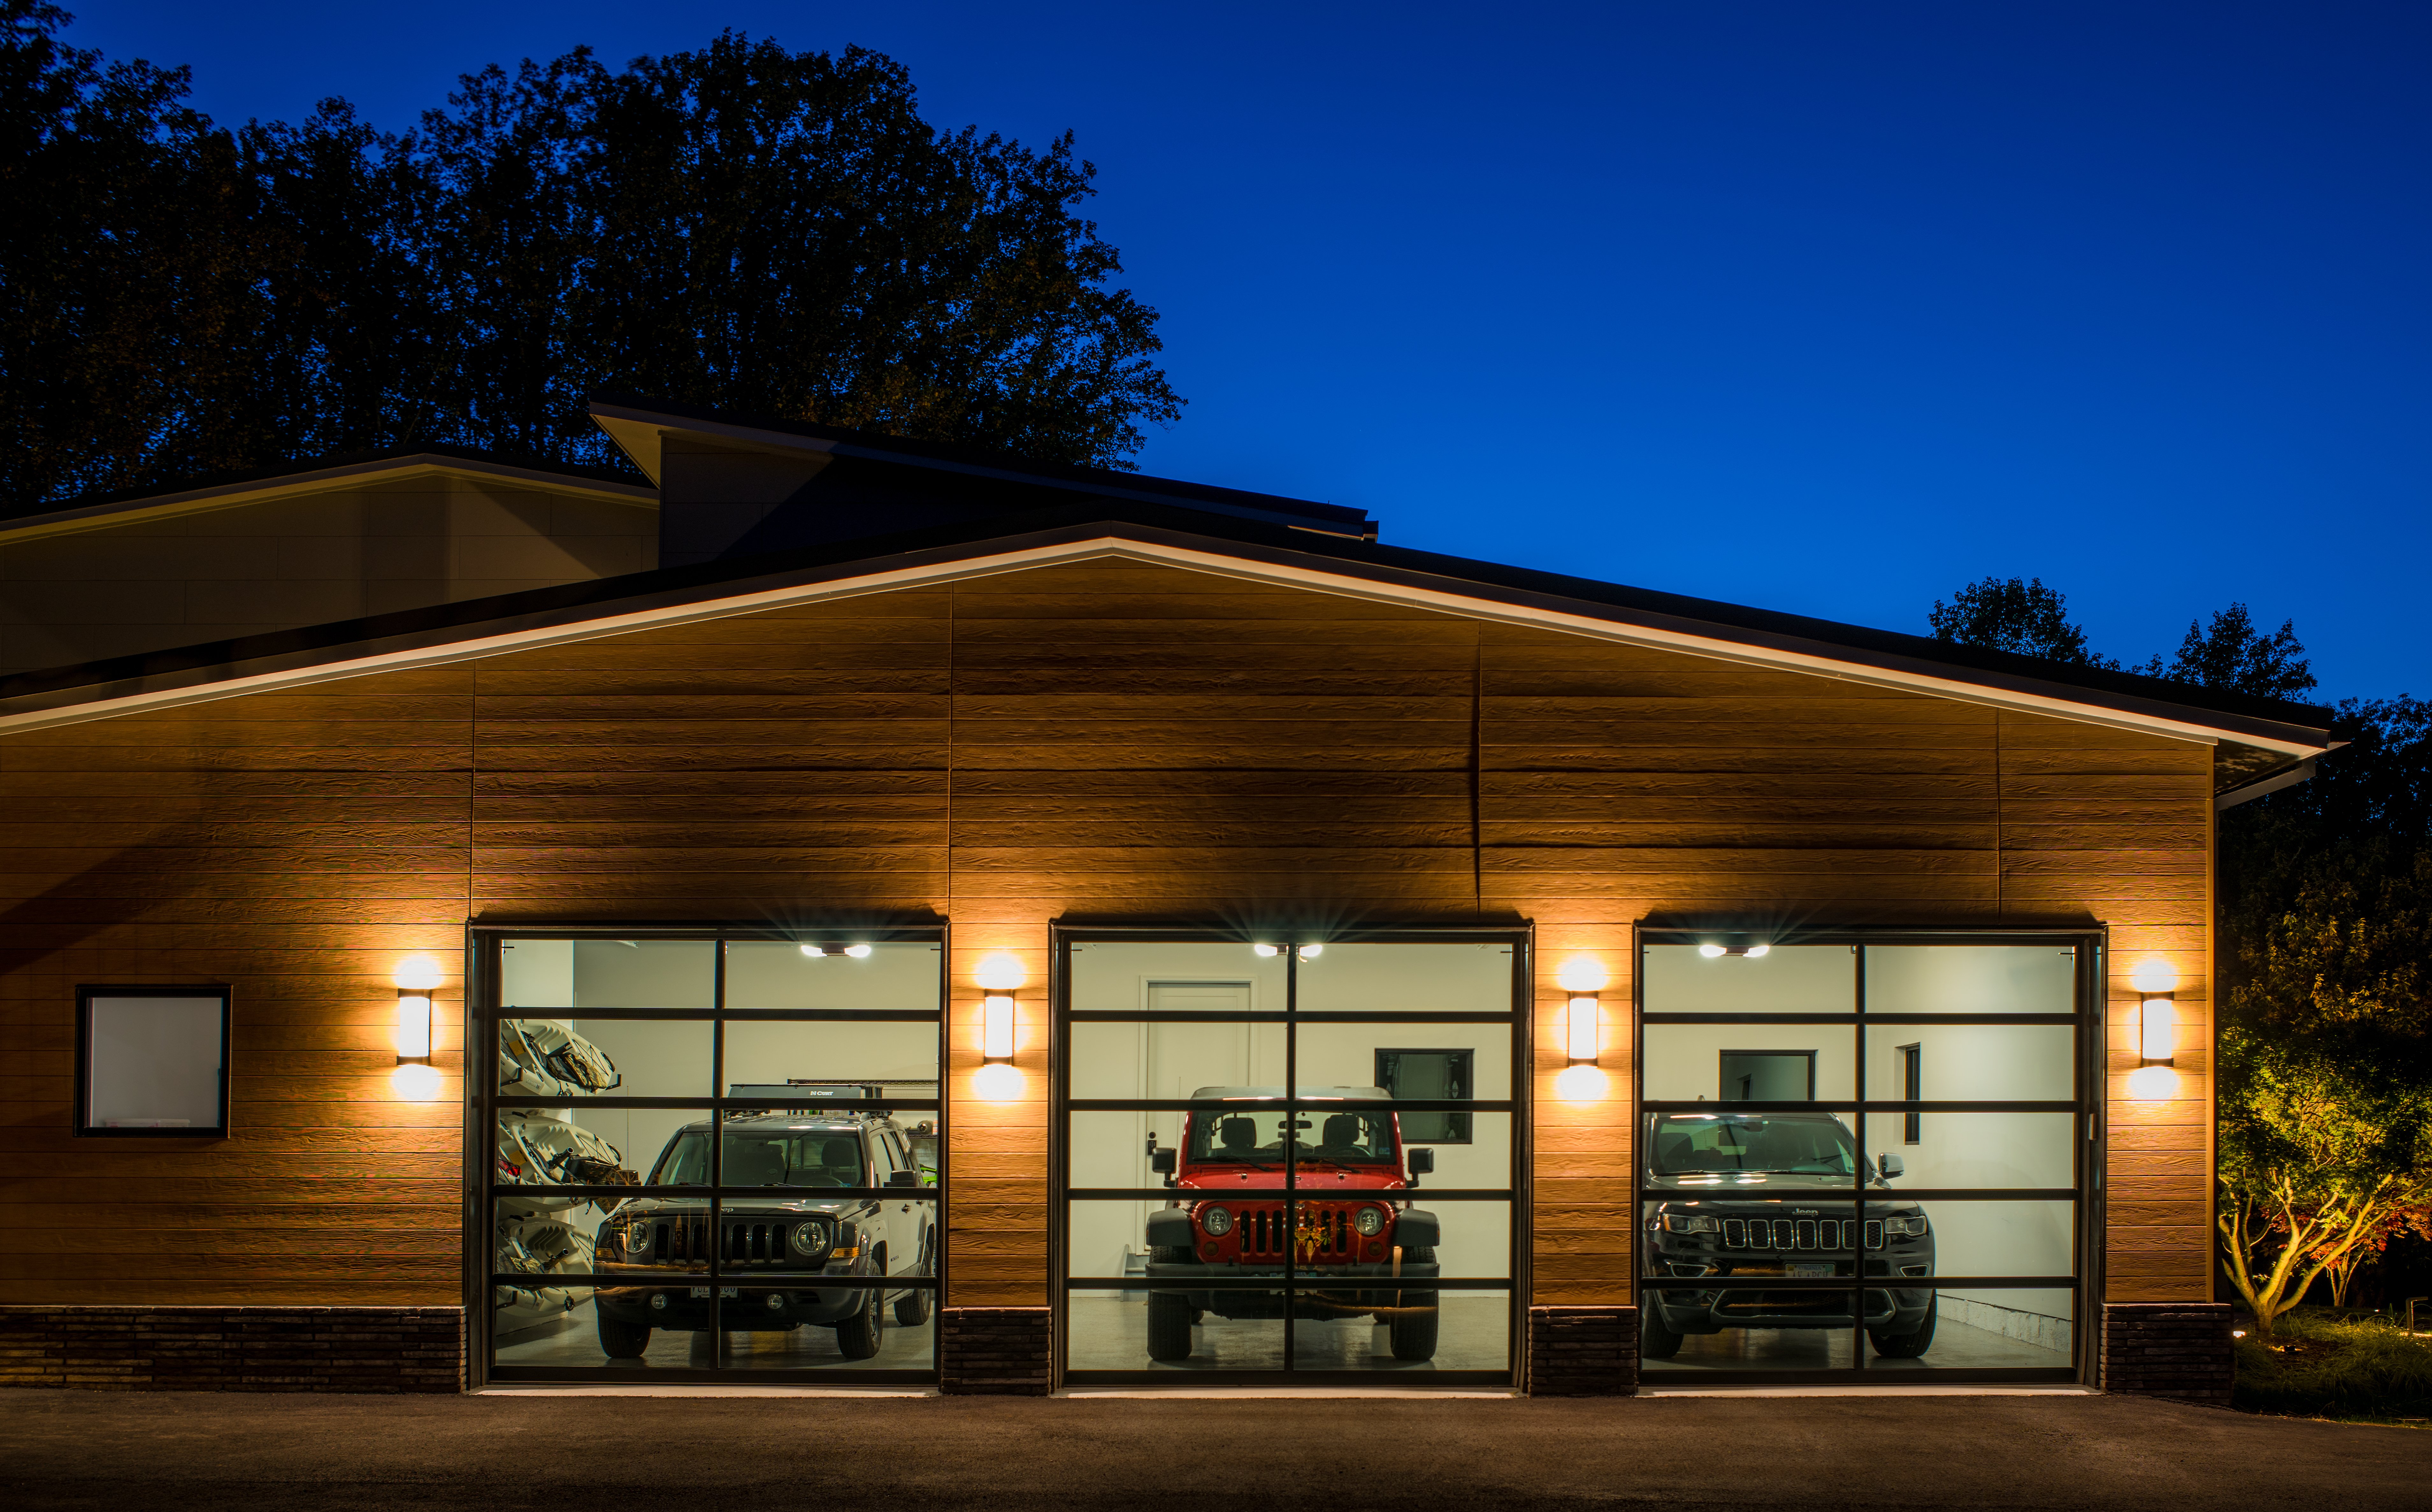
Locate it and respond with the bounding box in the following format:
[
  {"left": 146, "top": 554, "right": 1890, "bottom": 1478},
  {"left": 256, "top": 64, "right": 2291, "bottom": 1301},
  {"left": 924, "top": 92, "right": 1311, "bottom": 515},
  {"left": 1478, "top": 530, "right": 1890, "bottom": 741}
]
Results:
[
  {"left": 1187, "top": 1106, "right": 1396, "bottom": 1166},
  {"left": 649, "top": 1129, "right": 867, "bottom": 1187},
  {"left": 1648, "top": 1114, "right": 1857, "bottom": 1177}
]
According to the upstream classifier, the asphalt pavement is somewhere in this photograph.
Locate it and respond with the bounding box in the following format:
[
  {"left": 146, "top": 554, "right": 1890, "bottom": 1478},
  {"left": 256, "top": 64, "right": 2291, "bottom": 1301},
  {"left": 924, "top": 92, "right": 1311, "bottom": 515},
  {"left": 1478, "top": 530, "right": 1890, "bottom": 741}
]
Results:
[{"left": 3, "top": 1388, "right": 2426, "bottom": 1511}]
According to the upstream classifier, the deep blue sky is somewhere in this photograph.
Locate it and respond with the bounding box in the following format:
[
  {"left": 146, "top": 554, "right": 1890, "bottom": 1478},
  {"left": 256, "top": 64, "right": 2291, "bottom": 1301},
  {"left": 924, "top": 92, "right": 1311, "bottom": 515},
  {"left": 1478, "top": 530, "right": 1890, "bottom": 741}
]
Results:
[{"left": 62, "top": 3, "right": 2432, "bottom": 701}]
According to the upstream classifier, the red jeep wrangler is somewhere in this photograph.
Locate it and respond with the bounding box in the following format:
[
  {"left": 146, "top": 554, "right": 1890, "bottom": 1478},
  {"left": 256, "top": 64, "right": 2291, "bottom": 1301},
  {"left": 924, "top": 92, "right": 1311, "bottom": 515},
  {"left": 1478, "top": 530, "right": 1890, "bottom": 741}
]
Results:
[{"left": 1141, "top": 1085, "right": 1442, "bottom": 1362}]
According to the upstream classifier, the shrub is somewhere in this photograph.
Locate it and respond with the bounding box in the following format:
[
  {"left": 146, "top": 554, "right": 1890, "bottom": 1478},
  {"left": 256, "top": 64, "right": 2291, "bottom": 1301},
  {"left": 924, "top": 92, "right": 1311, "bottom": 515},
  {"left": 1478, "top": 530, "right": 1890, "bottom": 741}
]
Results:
[{"left": 2233, "top": 1310, "right": 2432, "bottom": 1420}]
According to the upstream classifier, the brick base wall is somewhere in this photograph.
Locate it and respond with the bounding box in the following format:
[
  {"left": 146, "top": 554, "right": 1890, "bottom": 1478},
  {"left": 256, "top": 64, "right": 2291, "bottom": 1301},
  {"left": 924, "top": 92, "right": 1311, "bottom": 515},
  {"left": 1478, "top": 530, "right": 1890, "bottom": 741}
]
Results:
[
  {"left": 2101, "top": 1302, "right": 2233, "bottom": 1404},
  {"left": 939, "top": 1306, "right": 1051, "bottom": 1395},
  {"left": 0, "top": 1307, "right": 465, "bottom": 1393},
  {"left": 1526, "top": 1305, "right": 1638, "bottom": 1396}
]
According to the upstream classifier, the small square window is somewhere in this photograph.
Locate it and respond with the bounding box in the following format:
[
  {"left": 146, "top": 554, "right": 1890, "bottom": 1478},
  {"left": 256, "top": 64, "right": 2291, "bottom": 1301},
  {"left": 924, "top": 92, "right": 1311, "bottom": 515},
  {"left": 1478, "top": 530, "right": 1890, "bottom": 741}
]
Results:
[
  {"left": 1375, "top": 1048, "right": 1472, "bottom": 1143},
  {"left": 76, "top": 987, "right": 229, "bottom": 1137}
]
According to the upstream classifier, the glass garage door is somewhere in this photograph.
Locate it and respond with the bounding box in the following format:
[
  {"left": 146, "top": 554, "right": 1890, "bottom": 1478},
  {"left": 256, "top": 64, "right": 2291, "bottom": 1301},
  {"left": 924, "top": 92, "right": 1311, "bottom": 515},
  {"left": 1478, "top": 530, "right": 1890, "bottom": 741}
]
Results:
[
  {"left": 473, "top": 928, "right": 944, "bottom": 1386},
  {"left": 1636, "top": 931, "right": 2093, "bottom": 1385},
  {"left": 1057, "top": 930, "right": 1525, "bottom": 1386}
]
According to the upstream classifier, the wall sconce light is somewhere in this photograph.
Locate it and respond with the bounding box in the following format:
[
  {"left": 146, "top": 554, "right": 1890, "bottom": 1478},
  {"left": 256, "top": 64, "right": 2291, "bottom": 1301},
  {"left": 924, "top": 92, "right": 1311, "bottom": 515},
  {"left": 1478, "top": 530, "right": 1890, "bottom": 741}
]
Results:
[
  {"left": 983, "top": 993, "right": 1016, "bottom": 1065},
  {"left": 973, "top": 953, "right": 1026, "bottom": 1099},
  {"left": 2127, "top": 959, "right": 2179, "bottom": 1099},
  {"left": 392, "top": 954, "right": 443, "bottom": 1101},
  {"left": 1554, "top": 958, "right": 1608, "bottom": 1101}
]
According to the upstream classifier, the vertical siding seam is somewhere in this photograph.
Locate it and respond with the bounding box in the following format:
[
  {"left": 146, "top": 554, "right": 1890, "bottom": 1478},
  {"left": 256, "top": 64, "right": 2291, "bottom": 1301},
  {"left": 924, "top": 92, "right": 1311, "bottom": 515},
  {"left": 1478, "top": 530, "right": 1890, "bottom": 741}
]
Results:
[
  {"left": 946, "top": 586, "right": 955, "bottom": 920},
  {"left": 1470, "top": 630, "right": 1483, "bottom": 917},
  {"left": 1995, "top": 714, "right": 2005, "bottom": 919}
]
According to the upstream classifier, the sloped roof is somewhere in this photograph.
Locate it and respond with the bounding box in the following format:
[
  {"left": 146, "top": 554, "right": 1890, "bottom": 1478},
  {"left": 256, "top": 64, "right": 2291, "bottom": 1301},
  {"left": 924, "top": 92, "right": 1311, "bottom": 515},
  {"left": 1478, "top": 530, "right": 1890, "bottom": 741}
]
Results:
[{"left": 0, "top": 400, "right": 2336, "bottom": 774}]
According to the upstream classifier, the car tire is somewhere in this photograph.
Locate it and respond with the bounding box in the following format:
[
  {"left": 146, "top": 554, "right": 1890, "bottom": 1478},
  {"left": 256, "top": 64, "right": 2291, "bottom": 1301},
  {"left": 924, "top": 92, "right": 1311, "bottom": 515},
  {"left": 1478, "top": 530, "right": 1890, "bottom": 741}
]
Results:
[
  {"left": 597, "top": 1313, "right": 651, "bottom": 1360},
  {"left": 1868, "top": 1294, "right": 1937, "bottom": 1359},
  {"left": 895, "top": 1234, "right": 935, "bottom": 1326},
  {"left": 835, "top": 1283, "right": 887, "bottom": 1360},
  {"left": 1638, "top": 1302, "right": 1686, "bottom": 1360},
  {"left": 1387, "top": 1245, "right": 1439, "bottom": 1362},
  {"left": 1146, "top": 1290, "right": 1195, "bottom": 1361}
]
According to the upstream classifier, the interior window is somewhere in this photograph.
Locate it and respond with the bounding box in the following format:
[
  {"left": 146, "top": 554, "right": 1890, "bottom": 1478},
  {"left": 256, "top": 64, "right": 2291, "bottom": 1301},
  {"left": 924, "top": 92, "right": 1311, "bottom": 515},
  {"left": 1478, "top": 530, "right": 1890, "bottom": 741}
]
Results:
[{"left": 1375, "top": 1048, "right": 1473, "bottom": 1142}]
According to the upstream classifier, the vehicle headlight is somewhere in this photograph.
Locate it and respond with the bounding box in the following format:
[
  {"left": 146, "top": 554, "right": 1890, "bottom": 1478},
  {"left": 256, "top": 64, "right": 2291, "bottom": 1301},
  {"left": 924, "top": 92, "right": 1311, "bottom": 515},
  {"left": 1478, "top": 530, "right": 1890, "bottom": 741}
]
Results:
[
  {"left": 1882, "top": 1213, "right": 1928, "bottom": 1238},
  {"left": 1353, "top": 1206, "right": 1386, "bottom": 1237},
  {"left": 788, "top": 1220, "right": 830, "bottom": 1256},
  {"left": 623, "top": 1222, "right": 652, "bottom": 1256},
  {"left": 1661, "top": 1213, "right": 1721, "bottom": 1234},
  {"left": 1199, "top": 1206, "right": 1233, "bottom": 1236}
]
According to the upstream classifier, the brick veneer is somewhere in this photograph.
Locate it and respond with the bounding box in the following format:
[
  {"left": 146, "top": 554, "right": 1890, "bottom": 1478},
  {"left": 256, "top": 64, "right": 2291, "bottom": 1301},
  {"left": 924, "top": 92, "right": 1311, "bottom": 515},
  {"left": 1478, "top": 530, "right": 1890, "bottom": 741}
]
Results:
[
  {"left": 938, "top": 1306, "right": 1052, "bottom": 1394},
  {"left": 0, "top": 1306, "right": 464, "bottom": 1393},
  {"left": 1526, "top": 1305, "right": 1638, "bottom": 1396},
  {"left": 2100, "top": 1302, "right": 2233, "bottom": 1404}
]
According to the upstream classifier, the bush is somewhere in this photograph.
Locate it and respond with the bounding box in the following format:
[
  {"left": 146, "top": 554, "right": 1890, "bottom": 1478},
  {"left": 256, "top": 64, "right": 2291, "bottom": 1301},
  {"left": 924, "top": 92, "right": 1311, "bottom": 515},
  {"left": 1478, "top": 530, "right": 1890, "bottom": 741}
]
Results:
[{"left": 2234, "top": 1310, "right": 2432, "bottom": 1420}]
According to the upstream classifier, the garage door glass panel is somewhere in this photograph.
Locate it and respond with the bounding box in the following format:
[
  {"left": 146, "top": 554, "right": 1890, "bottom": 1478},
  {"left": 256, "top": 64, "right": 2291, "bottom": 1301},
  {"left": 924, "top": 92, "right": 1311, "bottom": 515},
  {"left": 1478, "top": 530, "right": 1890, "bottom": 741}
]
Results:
[
  {"left": 498, "top": 1017, "right": 709, "bottom": 1101},
  {"left": 1863, "top": 946, "right": 2077, "bottom": 1015},
  {"left": 1292, "top": 941, "right": 1518, "bottom": 1013},
  {"left": 1068, "top": 941, "right": 1287, "bottom": 1012},
  {"left": 1862, "top": 1023, "right": 2074, "bottom": 1104},
  {"left": 722, "top": 941, "right": 941, "bottom": 1011},
  {"left": 1868, "top": 1288, "right": 2074, "bottom": 1371},
  {"left": 1067, "top": 1293, "right": 1286, "bottom": 1372},
  {"left": 481, "top": 930, "right": 942, "bottom": 1385},
  {"left": 1642, "top": 1024, "right": 1854, "bottom": 1103},
  {"left": 500, "top": 938, "right": 716, "bottom": 1009},
  {"left": 1860, "top": 1112, "right": 2078, "bottom": 1189},
  {"left": 1066, "top": 1019, "right": 1288, "bottom": 1101},
  {"left": 1642, "top": 944, "right": 1855, "bottom": 1014},
  {"left": 1291, "top": 1285, "right": 1509, "bottom": 1372}
]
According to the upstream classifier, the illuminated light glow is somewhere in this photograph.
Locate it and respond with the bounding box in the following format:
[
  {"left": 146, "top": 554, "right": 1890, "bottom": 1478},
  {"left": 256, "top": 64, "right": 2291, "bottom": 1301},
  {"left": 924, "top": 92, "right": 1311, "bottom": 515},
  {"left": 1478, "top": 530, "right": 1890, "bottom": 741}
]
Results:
[
  {"left": 973, "top": 1062, "right": 1026, "bottom": 1100},
  {"left": 844, "top": 945, "right": 873, "bottom": 959},
  {"left": 391, "top": 1062, "right": 443, "bottom": 1101},
  {"left": 1565, "top": 996, "right": 1600, "bottom": 1064},
  {"left": 395, "top": 994, "right": 433, "bottom": 1060},
  {"left": 1554, "top": 1064, "right": 1609, "bottom": 1102},
  {"left": 2139, "top": 996, "right": 2176, "bottom": 1065},
  {"left": 392, "top": 954, "right": 444, "bottom": 990},
  {"left": 1298, "top": 944, "right": 1323, "bottom": 960},
  {"left": 1556, "top": 958, "right": 1608, "bottom": 993},
  {"left": 975, "top": 953, "right": 1026, "bottom": 991},
  {"left": 983, "top": 993, "right": 1016, "bottom": 1063},
  {"left": 1746, "top": 944, "right": 1771, "bottom": 959},
  {"left": 800, "top": 944, "right": 825, "bottom": 958},
  {"left": 2130, "top": 959, "right": 2179, "bottom": 996},
  {"left": 1252, "top": 943, "right": 1279, "bottom": 958},
  {"left": 1698, "top": 944, "right": 1727, "bottom": 958},
  {"left": 2126, "top": 1064, "right": 2179, "bottom": 1100}
]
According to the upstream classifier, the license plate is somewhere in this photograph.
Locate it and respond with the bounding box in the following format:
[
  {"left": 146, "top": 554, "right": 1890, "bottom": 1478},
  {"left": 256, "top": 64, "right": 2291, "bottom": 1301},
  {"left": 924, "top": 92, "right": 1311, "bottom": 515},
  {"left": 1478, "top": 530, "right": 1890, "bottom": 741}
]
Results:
[
  {"left": 1789, "top": 1263, "right": 1833, "bottom": 1278},
  {"left": 688, "top": 1287, "right": 740, "bottom": 1299}
]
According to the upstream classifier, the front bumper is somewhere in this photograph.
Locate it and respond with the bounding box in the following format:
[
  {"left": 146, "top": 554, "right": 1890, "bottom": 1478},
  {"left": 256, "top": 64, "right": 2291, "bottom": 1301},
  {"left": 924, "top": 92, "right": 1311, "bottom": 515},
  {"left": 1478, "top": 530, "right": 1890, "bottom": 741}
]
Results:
[
  {"left": 595, "top": 1281, "right": 879, "bottom": 1331},
  {"left": 1145, "top": 1260, "right": 1443, "bottom": 1320}
]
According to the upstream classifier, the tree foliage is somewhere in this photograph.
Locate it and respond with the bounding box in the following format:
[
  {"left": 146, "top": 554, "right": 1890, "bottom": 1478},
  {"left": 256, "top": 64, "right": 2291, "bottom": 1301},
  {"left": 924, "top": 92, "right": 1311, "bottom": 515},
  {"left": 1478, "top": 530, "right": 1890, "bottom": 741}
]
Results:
[
  {"left": 1926, "top": 576, "right": 2112, "bottom": 666},
  {"left": 0, "top": 6, "right": 1180, "bottom": 507}
]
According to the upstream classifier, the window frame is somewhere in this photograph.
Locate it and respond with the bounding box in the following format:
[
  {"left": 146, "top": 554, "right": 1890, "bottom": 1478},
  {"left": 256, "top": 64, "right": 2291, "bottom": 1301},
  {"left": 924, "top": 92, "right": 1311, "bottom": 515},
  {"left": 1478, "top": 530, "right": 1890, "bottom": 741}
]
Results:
[
  {"left": 73, "top": 984, "right": 231, "bottom": 1139},
  {"left": 1374, "top": 1046, "right": 1477, "bottom": 1144}
]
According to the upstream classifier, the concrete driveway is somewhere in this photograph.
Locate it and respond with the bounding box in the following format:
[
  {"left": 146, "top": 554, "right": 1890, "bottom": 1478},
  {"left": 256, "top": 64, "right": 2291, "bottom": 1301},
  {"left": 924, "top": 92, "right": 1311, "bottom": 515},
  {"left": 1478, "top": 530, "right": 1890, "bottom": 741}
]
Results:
[{"left": 3, "top": 1389, "right": 2425, "bottom": 1511}]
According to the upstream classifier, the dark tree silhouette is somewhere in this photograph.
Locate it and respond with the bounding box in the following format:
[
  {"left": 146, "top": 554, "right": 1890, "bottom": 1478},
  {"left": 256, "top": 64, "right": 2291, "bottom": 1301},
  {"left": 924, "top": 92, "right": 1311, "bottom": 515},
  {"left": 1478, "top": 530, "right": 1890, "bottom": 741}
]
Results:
[{"left": 1927, "top": 576, "right": 2112, "bottom": 666}]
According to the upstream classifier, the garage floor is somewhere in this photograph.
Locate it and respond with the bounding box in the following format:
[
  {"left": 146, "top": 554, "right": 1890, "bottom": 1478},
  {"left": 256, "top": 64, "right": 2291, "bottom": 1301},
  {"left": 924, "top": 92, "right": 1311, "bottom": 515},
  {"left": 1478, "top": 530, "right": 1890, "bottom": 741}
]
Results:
[
  {"left": 1647, "top": 1315, "right": 2072, "bottom": 1372},
  {"left": 493, "top": 1299, "right": 935, "bottom": 1372},
  {"left": 1067, "top": 1292, "right": 1509, "bottom": 1372}
]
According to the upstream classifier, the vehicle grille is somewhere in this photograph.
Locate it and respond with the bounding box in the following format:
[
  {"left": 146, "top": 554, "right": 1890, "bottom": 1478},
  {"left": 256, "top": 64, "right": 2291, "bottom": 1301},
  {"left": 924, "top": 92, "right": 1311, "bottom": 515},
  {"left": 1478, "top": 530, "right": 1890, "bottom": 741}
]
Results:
[
  {"left": 647, "top": 1215, "right": 799, "bottom": 1267},
  {"left": 1230, "top": 1202, "right": 1361, "bottom": 1262},
  {"left": 1717, "top": 1218, "right": 1884, "bottom": 1251}
]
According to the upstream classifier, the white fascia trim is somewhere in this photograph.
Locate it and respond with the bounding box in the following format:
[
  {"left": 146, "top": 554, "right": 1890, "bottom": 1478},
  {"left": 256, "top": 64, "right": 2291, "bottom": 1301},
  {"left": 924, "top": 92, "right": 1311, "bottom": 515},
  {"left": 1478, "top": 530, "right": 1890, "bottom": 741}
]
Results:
[
  {"left": 0, "top": 457, "right": 658, "bottom": 544},
  {"left": 0, "top": 535, "right": 2326, "bottom": 753}
]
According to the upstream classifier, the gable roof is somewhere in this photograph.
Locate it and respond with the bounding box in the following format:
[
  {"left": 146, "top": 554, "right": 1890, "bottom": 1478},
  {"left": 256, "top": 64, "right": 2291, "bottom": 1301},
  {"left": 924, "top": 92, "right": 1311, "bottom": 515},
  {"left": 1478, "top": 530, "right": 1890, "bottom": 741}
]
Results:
[
  {"left": 0, "top": 399, "right": 2337, "bottom": 782},
  {"left": 0, "top": 445, "right": 655, "bottom": 542}
]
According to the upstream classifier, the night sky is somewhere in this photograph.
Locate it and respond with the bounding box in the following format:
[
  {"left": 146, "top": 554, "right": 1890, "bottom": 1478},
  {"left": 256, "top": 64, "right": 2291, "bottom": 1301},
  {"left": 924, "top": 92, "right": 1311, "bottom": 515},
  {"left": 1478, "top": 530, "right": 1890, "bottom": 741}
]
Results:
[{"left": 60, "top": 3, "right": 2432, "bottom": 701}]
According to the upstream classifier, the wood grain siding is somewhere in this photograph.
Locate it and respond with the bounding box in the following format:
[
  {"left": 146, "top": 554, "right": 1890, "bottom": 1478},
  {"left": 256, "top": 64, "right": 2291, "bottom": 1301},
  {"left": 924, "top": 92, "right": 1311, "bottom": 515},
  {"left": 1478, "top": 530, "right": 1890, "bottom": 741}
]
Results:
[
  {"left": 0, "top": 671, "right": 473, "bottom": 1305},
  {"left": 0, "top": 557, "right": 2220, "bottom": 1314}
]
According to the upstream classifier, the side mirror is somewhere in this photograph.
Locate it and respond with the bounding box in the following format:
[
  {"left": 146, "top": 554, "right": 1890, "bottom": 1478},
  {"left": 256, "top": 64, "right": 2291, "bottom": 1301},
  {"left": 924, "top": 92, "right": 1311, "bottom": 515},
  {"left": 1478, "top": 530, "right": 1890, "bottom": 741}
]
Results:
[
  {"left": 1150, "top": 1148, "right": 1177, "bottom": 1176},
  {"left": 1877, "top": 1153, "right": 1904, "bottom": 1181},
  {"left": 1406, "top": 1148, "right": 1434, "bottom": 1185},
  {"left": 885, "top": 1169, "right": 923, "bottom": 1189}
]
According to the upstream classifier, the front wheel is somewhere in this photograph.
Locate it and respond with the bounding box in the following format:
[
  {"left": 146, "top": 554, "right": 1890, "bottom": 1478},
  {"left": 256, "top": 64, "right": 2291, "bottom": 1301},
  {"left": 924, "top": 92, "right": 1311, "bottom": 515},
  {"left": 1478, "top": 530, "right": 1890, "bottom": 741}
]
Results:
[
  {"left": 597, "top": 1313, "right": 651, "bottom": 1360},
  {"left": 835, "top": 1284, "right": 886, "bottom": 1360},
  {"left": 1146, "top": 1292, "right": 1195, "bottom": 1361},
  {"left": 1638, "top": 1301, "right": 1685, "bottom": 1360},
  {"left": 1868, "top": 1294, "right": 1937, "bottom": 1359},
  {"left": 1387, "top": 1244, "right": 1438, "bottom": 1361},
  {"left": 895, "top": 1233, "right": 935, "bottom": 1326}
]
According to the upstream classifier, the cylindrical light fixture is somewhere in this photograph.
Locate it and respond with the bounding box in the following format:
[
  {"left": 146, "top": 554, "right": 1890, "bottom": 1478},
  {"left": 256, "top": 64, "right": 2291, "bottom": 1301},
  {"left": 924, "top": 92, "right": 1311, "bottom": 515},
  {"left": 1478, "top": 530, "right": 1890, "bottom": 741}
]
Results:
[
  {"left": 2132, "top": 960, "right": 2178, "bottom": 1067},
  {"left": 1565, "top": 995, "right": 1600, "bottom": 1066},
  {"left": 393, "top": 954, "right": 441, "bottom": 1064},
  {"left": 983, "top": 993, "right": 1016, "bottom": 1065}
]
